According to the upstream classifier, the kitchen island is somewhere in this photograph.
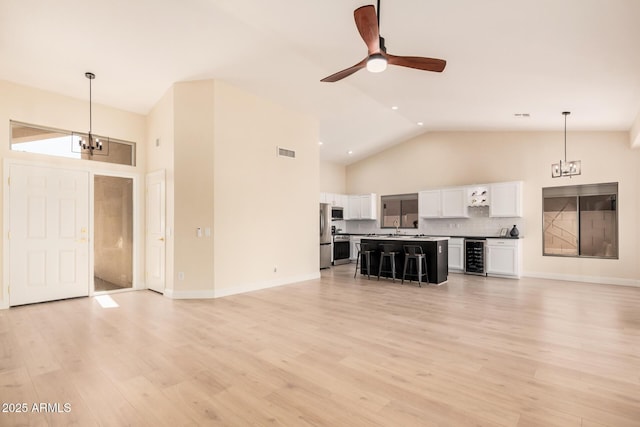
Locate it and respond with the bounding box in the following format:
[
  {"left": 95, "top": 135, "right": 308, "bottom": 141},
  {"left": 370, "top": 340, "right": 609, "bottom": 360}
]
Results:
[{"left": 361, "top": 236, "right": 449, "bottom": 285}]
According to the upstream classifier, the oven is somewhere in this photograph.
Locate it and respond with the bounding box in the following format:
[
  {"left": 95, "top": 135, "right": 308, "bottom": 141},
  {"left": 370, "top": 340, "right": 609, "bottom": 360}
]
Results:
[
  {"left": 333, "top": 235, "right": 351, "bottom": 265},
  {"left": 464, "top": 238, "right": 487, "bottom": 276}
]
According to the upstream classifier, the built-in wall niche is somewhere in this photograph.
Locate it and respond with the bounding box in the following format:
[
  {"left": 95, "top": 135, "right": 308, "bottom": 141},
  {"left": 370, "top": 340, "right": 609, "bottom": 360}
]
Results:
[{"left": 468, "top": 186, "right": 489, "bottom": 207}]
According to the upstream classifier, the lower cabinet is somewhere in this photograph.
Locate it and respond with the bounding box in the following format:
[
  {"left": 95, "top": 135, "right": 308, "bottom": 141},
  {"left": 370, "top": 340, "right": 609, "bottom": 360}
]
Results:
[
  {"left": 486, "top": 239, "right": 522, "bottom": 278},
  {"left": 448, "top": 238, "right": 464, "bottom": 272}
]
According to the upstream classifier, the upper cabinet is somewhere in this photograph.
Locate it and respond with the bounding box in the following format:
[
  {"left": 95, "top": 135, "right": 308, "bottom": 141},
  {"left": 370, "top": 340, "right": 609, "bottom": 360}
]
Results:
[
  {"left": 489, "top": 181, "right": 523, "bottom": 218},
  {"left": 418, "top": 190, "right": 441, "bottom": 218},
  {"left": 319, "top": 192, "right": 348, "bottom": 208},
  {"left": 347, "top": 193, "right": 377, "bottom": 220},
  {"left": 441, "top": 187, "right": 469, "bottom": 218},
  {"left": 419, "top": 187, "right": 469, "bottom": 218}
]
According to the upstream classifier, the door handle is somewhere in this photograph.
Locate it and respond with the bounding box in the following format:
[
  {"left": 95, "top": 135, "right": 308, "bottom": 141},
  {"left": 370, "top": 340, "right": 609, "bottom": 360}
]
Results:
[{"left": 158, "top": 237, "right": 165, "bottom": 241}]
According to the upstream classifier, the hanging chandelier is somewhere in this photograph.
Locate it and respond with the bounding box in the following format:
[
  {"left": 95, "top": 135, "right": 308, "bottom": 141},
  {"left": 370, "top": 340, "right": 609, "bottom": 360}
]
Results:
[
  {"left": 78, "top": 72, "right": 106, "bottom": 155},
  {"left": 551, "top": 111, "right": 581, "bottom": 178}
]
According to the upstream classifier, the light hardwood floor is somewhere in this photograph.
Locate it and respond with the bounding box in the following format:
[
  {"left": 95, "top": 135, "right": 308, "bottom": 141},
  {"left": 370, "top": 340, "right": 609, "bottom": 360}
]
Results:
[{"left": 1, "top": 265, "right": 639, "bottom": 426}]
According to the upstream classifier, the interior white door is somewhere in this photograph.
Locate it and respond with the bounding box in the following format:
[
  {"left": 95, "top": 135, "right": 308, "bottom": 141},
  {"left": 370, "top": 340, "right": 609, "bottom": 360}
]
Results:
[
  {"left": 9, "top": 164, "right": 90, "bottom": 306},
  {"left": 145, "top": 170, "right": 166, "bottom": 293}
]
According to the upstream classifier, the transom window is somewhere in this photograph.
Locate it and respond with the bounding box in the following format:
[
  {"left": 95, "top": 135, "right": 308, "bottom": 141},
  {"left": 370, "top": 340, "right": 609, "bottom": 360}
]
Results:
[{"left": 10, "top": 121, "right": 136, "bottom": 166}]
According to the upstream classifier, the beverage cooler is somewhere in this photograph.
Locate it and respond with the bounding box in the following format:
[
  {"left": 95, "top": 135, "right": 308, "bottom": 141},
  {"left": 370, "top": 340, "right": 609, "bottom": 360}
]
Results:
[{"left": 464, "top": 239, "right": 487, "bottom": 276}]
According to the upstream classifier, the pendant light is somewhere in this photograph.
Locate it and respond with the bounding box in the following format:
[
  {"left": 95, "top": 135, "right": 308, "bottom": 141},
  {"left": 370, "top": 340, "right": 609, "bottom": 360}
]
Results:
[
  {"left": 79, "top": 72, "right": 104, "bottom": 155},
  {"left": 551, "top": 111, "right": 581, "bottom": 178}
]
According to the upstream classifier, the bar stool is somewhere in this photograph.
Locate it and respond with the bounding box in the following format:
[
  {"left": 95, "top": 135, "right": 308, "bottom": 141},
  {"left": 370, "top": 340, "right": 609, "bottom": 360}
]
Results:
[
  {"left": 354, "top": 242, "right": 373, "bottom": 279},
  {"left": 378, "top": 244, "right": 399, "bottom": 282},
  {"left": 402, "top": 245, "right": 429, "bottom": 287}
]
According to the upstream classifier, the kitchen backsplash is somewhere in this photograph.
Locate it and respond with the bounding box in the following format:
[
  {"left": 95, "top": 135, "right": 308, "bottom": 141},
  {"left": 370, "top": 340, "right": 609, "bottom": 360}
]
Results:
[{"left": 342, "top": 207, "right": 525, "bottom": 237}]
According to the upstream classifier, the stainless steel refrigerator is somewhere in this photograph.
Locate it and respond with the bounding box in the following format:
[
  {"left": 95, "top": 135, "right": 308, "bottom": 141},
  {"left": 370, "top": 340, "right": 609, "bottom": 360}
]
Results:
[{"left": 319, "top": 203, "right": 332, "bottom": 269}]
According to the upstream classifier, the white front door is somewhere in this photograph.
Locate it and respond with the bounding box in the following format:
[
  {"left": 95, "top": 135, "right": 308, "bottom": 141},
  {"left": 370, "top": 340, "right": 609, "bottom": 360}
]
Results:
[
  {"left": 145, "top": 170, "right": 166, "bottom": 293},
  {"left": 9, "top": 164, "right": 90, "bottom": 306}
]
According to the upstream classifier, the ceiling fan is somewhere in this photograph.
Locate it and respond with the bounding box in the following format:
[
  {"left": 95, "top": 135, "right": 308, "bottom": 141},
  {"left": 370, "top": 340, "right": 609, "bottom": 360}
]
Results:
[{"left": 321, "top": 0, "right": 446, "bottom": 82}]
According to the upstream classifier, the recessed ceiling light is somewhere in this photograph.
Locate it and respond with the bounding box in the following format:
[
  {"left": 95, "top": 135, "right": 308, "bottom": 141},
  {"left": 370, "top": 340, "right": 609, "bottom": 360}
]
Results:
[
  {"left": 347, "top": 150, "right": 353, "bottom": 155},
  {"left": 417, "top": 122, "right": 424, "bottom": 126},
  {"left": 318, "top": 141, "right": 323, "bottom": 145},
  {"left": 391, "top": 106, "right": 399, "bottom": 110}
]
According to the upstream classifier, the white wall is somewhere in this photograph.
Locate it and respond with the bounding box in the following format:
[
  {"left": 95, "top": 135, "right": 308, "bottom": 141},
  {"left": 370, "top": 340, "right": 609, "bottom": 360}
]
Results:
[
  {"left": 146, "top": 79, "right": 320, "bottom": 299},
  {"left": 320, "top": 161, "right": 346, "bottom": 193},
  {"left": 145, "top": 86, "right": 175, "bottom": 293},
  {"left": 631, "top": 111, "right": 640, "bottom": 148},
  {"left": 212, "top": 80, "right": 319, "bottom": 296},
  {"left": 172, "top": 81, "right": 216, "bottom": 294},
  {"left": 347, "top": 131, "right": 640, "bottom": 286}
]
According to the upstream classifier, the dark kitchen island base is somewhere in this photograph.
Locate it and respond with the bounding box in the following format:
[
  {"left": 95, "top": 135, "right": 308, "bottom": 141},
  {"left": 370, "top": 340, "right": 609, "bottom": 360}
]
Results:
[{"left": 361, "top": 238, "right": 448, "bottom": 285}]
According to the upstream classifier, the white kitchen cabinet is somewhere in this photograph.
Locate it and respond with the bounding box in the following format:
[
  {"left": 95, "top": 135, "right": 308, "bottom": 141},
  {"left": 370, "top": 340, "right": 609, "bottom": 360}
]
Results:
[
  {"left": 418, "top": 190, "right": 441, "bottom": 218},
  {"left": 347, "top": 195, "right": 360, "bottom": 219},
  {"left": 319, "top": 192, "right": 349, "bottom": 208},
  {"left": 419, "top": 188, "right": 468, "bottom": 218},
  {"left": 441, "top": 187, "right": 469, "bottom": 218},
  {"left": 489, "top": 181, "right": 523, "bottom": 217},
  {"left": 486, "top": 239, "right": 522, "bottom": 278},
  {"left": 448, "top": 238, "right": 464, "bottom": 272},
  {"left": 335, "top": 194, "right": 348, "bottom": 209},
  {"left": 347, "top": 194, "right": 377, "bottom": 220},
  {"left": 360, "top": 194, "right": 377, "bottom": 220}
]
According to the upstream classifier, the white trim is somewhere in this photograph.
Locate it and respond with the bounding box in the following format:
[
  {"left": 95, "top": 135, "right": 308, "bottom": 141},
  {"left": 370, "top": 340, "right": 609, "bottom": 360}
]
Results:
[
  {"left": 523, "top": 271, "right": 640, "bottom": 287},
  {"left": 164, "top": 288, "right": 215, "bottom": 299},
  {"left": 163, "top": 272, "right": 321, "bottom": 300},
  {"left": 214, "top": 272, "right": 321, "bottom": 298}
]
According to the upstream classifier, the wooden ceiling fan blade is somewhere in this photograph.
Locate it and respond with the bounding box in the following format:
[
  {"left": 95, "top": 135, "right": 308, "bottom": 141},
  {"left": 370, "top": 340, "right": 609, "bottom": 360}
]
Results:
[
  {"left": 354, "top": 5, "right": 380, "bottom": 54},
  {"left": 387, "top": 54, "right": 447, "bottom": 72},
  {"left": 320, "top": 58, "right": 367, "bottom": 82}
]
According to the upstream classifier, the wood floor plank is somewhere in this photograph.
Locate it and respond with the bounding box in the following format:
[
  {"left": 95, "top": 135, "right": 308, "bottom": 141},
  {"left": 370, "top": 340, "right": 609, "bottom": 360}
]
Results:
[
  {"left": 0, "top": 367, "right": 49, "bottom": 427},
  {"left": 1, "top": 265, "right": 639, "bottom": 426}
]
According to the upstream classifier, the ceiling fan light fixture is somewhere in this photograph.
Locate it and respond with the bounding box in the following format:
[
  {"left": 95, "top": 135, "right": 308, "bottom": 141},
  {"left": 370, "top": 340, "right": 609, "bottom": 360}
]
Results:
[{"left": 366, "top": 54, "right": 387, "bottom": 73}]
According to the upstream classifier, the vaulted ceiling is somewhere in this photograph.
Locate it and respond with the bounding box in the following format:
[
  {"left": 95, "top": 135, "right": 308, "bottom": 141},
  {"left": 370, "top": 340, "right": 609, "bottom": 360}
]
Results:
[{"left": 2, "top": 0, "right": 639, "bottom": 164}]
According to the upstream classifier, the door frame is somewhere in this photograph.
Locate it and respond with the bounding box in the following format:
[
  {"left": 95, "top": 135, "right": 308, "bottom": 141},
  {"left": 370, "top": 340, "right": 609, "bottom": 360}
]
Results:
[{"left": 2, "top": 159, "right": 141, "bottom": 308}]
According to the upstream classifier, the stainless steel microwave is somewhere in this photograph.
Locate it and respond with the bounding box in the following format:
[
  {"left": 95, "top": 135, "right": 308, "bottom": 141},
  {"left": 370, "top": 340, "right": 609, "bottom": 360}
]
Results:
[{"left": 331, "top": 207, "right": 344, "bottom": 220}]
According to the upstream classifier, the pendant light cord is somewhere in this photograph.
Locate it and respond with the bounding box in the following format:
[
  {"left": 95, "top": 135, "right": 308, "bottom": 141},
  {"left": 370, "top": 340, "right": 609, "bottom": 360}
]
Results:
[
  {"left": 377, "top": 0, "right": 381, "bottom": 29},
  {"left": 89, "top": 77, "right": 92, "bottom": 135},
  {"left": 562, "top": 111, "right": 570, "bottom": 163},
  {"left": 564, "top": 112, "right": 567, "bottom": 162}
]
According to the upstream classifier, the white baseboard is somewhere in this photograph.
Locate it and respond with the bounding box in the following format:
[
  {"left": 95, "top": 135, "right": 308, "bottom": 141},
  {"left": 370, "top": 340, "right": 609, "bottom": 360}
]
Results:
[
  {"left": 163, "top": 272, "right": 321, "bottom": 300},
  {"left": 523, "top": 271, "right": 640, "bottom": 287},
  {"left": 213, "top": 272, "right": 321, "bottom": 298},
  {"left": 163, "top": 288, "right": 215, "bottom": 299}
]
